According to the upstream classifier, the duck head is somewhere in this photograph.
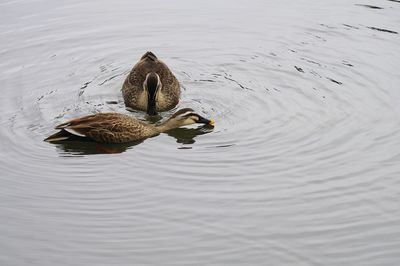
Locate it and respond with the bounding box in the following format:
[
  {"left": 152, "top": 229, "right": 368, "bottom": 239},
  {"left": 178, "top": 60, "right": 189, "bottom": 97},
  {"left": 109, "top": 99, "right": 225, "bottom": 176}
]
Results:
[{"left": 168, "top": 108, "right": 215, "bottom": 127}]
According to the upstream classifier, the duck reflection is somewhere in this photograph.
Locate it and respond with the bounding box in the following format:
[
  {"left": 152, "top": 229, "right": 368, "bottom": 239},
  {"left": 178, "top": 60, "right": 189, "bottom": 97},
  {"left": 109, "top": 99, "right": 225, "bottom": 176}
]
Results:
[
  {"left": 166, "top": 124, "right": 214, "bottom": 144},
  {"left": 53, "top": 138, "right": 144, "bottom": 155}
]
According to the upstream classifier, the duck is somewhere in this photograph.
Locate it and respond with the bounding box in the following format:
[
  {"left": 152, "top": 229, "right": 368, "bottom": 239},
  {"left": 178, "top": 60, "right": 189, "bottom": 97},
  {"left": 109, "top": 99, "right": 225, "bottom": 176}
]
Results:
[
  {"left": 44, "top": 108, "right": 214, "bottom": 144},
  {"left": 122, "top": 51, "right": 180, "bottom": 115}
]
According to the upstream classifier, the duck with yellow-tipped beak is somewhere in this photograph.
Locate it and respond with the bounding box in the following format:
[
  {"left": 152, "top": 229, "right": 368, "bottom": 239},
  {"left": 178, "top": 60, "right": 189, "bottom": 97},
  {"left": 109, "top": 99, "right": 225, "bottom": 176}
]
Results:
[{"left": 44, "top": 108, "right": 214, "bottom": 144}]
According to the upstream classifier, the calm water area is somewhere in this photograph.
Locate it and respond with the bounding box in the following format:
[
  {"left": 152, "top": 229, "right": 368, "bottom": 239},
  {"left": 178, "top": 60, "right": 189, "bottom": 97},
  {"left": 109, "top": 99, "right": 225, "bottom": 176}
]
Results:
[{"left": 1, "top": 0, "right": 400, "bottom": 265}]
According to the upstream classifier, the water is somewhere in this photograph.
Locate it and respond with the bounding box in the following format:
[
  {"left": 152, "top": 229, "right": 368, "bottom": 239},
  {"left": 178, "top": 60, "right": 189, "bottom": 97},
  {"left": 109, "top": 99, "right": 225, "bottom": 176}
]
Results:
[{"left": 1, "top": 0, "right": 400, "bottom": 265}]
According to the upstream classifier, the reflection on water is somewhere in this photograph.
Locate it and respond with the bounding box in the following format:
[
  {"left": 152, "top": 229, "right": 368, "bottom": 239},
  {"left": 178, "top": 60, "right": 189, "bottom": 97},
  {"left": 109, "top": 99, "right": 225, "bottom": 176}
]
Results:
[
  {"left": 166, "top": 125, "right": 214, "bottom": 144},
  {"left": 1, "top": 0, "right": 400, "bottom": 265},
  {"left": 54, "top": 140, "right": 140, "bottom": 155}
]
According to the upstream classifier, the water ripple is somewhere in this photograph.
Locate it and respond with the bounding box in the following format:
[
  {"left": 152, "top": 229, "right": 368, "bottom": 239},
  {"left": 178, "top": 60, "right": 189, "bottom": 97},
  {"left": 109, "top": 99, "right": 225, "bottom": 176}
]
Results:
[{"left": 1, "top": 0, "right": 400, "bottom": 265}]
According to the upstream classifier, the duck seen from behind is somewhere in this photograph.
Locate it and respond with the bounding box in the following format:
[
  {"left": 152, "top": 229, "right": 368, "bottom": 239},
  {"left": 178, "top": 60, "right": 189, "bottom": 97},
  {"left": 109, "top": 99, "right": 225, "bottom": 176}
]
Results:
[
  {"left": 44, "top": 108, "right": 214, "bottom": 144},
  {"left": 122, "top": 51, "right": 180, "bottom": 115}
]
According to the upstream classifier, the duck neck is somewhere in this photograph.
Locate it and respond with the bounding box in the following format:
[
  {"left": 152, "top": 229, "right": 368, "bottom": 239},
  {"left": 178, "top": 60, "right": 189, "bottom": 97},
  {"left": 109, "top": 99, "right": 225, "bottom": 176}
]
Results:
[{"left": 155, "top": 118, "right": 181, "bottom": 133}]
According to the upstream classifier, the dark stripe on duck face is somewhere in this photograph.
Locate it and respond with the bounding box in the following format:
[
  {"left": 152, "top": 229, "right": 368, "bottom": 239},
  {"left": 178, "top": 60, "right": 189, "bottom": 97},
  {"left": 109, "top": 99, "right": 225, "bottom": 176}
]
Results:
[
  {"left": 179, "top": 111, "right": 214, "bottom": 126},
  {"left": 147, "top": 100, "right": 157, "bottom": 115},
  {"left": 146, "top": 73, "right": 159, "bottom": 115},
  {"left": 146, "top": 73, "right": 158, "bottom": 95},
  {"left": 170, "top": 108, "right": 195, "bottom": 118},
  {"left": 196, "top": 115, "right": 211, "bottom": 124},
  {"left": 171, "top": 109, "right": 210, "bottom": 124}
]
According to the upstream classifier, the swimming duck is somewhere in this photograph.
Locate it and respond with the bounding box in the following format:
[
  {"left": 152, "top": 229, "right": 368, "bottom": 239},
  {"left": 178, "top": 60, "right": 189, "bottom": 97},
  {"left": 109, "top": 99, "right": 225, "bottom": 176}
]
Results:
[
  {"left": 44, "top": 108, "right": 214, "bottom": 144},
  {"left": 122, "top": 51, "right": 180, "bottom": 115}
]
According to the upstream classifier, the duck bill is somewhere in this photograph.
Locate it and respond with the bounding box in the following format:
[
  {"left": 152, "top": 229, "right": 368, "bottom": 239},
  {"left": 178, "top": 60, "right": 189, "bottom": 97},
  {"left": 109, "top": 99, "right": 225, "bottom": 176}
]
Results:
[{"left": 197, "top": 115, "right": 215, "bottom": 126}]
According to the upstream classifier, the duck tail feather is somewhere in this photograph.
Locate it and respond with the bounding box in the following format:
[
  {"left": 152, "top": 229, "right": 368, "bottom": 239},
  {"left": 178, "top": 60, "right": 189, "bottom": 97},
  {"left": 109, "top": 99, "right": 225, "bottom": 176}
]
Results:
[
  {"left": 44, "top": 129, "right": 73, "bottom": 142},
  {"left": 141, "top": 51, "right": 157, "bottom": 61}
]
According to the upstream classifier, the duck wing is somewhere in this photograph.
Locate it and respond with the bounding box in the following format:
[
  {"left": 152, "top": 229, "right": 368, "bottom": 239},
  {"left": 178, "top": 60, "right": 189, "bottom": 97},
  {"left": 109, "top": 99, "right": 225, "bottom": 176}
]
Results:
[{"left": 46, "top": 113, "right": 150, "bottom": 143}]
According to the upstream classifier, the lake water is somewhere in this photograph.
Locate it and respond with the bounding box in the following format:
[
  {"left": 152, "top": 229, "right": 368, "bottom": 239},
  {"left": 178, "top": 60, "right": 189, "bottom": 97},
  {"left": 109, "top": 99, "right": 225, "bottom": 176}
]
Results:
[{"left": 1, "top": 0, "right": 400, "bottom": 265}]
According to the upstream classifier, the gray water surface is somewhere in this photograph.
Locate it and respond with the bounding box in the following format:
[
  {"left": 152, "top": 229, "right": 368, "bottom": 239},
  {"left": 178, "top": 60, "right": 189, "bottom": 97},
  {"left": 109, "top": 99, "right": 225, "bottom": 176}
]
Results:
[{"left": 1, "top": 0, "right": 400, "bottom": 265}]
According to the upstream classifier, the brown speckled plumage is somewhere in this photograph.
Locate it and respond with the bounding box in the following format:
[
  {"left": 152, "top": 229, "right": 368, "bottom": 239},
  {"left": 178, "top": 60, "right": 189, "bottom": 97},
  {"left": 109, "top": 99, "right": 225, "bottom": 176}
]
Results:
[
  {"left": 49, "top": 113, "right": 157, "bottom": 143},
  {"left": 122, "top": 51, "right": 180, "bottom": 112},
  {"left": 44, "top": 109, "right": 214, "bottom": 144}
]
